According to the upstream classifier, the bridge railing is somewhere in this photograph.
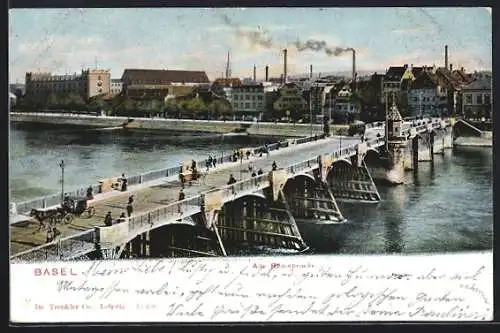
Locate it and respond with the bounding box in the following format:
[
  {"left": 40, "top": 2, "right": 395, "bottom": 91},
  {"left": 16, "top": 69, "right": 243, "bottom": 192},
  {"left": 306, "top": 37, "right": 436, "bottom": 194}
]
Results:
[
  {"left": 125, "top": 195, "right": 203, "bottom": 236},
  {"left": 10, "top": 229, "right": 95, "bottom": 262}
]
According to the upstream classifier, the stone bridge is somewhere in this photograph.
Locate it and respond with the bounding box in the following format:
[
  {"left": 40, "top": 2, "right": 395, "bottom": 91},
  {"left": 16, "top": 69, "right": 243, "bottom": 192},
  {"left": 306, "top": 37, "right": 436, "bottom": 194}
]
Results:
[{"left": 10, "top": 109, "right": 454, "bottom": 262}]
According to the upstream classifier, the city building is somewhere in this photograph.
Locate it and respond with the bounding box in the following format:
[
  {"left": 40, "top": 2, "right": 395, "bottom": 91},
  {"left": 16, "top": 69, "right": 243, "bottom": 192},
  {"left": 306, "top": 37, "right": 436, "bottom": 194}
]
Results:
[
  {"left": 231, "top": 84, "right": 265, "bottom": 119},
  {"left": 383, "top": 65, "right": 407, "bottom": 104},
  {"left": 433, "top": 67, "right": 473, "bottom": 116},
  {"left": 110, "top": 79, "right": 123, "bottom": 96},
  {"left": 121, "top": 69, "right": 210, "bottom": 102},
  {"left": 273, "top": 83, "right": 308, "bottom": 120},
  {"left": 25, "top": 69, "right": 111, "bottom": 103},
  {"left": 333, "top": 85, "right": 360, "bottom": 117},
  {"left": 461, "top": 73, "right": 492, "bottom": 119},
  {"left": 309, "top": 83, "right": 335, "bottom": 123},
  {"left": 383, "top": 64, "right": 429, "bottom": 105},
  {"left": 9, "top": 92, "right": 17, "bottom": 108},
  {"left": 407, "top": 71, "right": 446, "bottom": 117},
  {"left": 211, "top": 78, "right": 242, "bottom": 104},
  {"left": 9, "top": 83, "right": 25, "bottom": 97}
]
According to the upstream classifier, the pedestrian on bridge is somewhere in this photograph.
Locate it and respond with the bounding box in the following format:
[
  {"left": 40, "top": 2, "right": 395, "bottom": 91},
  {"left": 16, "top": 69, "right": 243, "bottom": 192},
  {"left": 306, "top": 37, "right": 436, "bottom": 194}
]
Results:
[
  {"left": 257, "top": 168, "right": 264, "bottom": 175},
  {"left": 206, "top": 158, "right": 211, "bottom": 172},
  {"left": 178, "top": 189, "right": 185, "bottom": 214},
  {"left": 45, "top": 228, "right": 54, "bottom": 243},
  {"left": 118, "top": 212, "right": 127, "bottom": 223},
  {"left": 127, "top": 196, "right": 134, "bottom": 217},
  {"left": 104, "top": 211, "right": 113, "bottom": 227},
  {"left": 228, "top": 174, "right": 237, "bottom": 195},
  {"left": 251, "top": 170, "right": 257, "bottom": 186},
  {"left": 272, "top": 161, "right": 278, "bottom": 171},
  {"left": 212, "top": 155, "right": 217, "bottom": 168},
  {"left": 86, "top": 185, "right": 94, "bottom": 200},
  {"left": 120, "top": 173, "right": 128, "bottom": 192}
]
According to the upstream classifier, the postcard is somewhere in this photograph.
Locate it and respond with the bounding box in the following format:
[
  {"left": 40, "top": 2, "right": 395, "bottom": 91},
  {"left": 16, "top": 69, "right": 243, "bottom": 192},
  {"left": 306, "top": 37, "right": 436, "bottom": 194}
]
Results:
[{"left": 9, "top": 7, "right": 493, "bottom": 323}]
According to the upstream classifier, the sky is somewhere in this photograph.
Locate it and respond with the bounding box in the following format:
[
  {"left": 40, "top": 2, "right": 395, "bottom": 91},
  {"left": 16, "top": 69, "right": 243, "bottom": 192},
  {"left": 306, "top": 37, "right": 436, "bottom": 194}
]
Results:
[{"left": 9, "top": 7, "right": 492, "bottom": 83}]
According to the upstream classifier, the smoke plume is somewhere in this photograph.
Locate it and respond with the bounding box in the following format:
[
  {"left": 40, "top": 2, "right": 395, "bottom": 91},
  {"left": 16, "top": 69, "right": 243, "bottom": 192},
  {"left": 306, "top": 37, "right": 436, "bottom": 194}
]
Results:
[
  {"left": 220, "top": 14, "right": 353, "bottom": 57},
  {"left": 220, "top": 14, "right": 276, "bottom": 49},
  {"left": 294, "top": 39, "right": 353, "bottom": 56}
]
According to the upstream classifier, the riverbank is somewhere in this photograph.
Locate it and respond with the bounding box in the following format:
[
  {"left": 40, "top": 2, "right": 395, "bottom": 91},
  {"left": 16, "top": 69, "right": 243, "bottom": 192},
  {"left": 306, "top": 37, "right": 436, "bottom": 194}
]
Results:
[{"left": 10, "top": 112, "right": 350, "bottom": 137}]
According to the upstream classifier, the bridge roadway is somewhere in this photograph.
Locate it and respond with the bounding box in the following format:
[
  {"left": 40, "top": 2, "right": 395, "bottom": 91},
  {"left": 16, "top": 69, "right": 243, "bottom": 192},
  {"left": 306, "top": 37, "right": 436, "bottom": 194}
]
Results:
[{"left": 10, "top": 134, "right": 362, "bottom": 256}]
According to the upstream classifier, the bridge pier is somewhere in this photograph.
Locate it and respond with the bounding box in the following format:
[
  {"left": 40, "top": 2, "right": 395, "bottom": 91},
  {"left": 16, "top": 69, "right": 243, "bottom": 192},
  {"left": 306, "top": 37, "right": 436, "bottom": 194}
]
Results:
[
  {"left": 328, "top": 160, "right": 381, "bottom": 203},
  {"left": 326, "top": 144, "right": 381, "bottom": 202},
  {"left": 384, "top": 141, "right": 407, "bottom": 185},
  {"left": 443, "top": 126, "right": 453, "bottom": 149},
  {"left": 215, "top": 187, "right": 307, "bottom": 252},
  {"left": 284, "top": 172, "right": 344, "bottom": 222}
]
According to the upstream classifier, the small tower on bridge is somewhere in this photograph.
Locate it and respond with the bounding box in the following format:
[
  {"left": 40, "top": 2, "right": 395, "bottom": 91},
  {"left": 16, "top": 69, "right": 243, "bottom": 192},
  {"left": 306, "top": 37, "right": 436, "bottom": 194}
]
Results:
[
  {"left": 384, "top": 93, "right": 407, "bottom": 184},
  {"left": 385, "top": 93, "right": 404, "bottom": 143}
]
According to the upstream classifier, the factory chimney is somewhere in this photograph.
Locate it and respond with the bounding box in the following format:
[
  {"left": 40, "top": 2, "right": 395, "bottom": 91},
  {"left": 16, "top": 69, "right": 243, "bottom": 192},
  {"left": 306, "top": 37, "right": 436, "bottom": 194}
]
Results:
[
  {"left": 265, "top": 65, "right": 269, "bottom": 81},
  {"left": 352, "top": 48, "right": 356, "bottom": 92},
  {"left": 283, "top": 49, "right": 288, "bottom": 84},
  {"left": 310, "top": 64, "right": 313, "bottom": 79},
  {"left": 445, "top": 45, "right": 449, "bottom": 70},
  {"left": 253, "top": 65, "right": 256, "bottom": 82}
]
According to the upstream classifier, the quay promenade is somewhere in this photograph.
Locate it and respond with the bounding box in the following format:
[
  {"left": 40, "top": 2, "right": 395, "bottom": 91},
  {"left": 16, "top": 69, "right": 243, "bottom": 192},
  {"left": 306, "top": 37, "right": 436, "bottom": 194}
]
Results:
[{"left": 10, "top": 112, "right": 347, "bottom": 137}]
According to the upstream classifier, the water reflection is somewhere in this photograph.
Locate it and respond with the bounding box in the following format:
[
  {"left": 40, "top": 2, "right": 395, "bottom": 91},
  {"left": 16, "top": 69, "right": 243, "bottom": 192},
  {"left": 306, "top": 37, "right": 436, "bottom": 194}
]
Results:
[{"left": 383, "top": 186, "right": 406, "bottom": 253}]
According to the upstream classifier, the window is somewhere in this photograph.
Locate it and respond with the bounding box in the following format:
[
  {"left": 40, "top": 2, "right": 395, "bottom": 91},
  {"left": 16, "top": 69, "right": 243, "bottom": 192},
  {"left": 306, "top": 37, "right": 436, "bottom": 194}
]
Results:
[
  {"left": 485, "top": 94, "right": 491, "bottom": 105},
  {"left": 245, "top": 102, "right": 250, "bottom": 108},
  {"left": 252, "top": 95, "right": 256, "bottom": 100},
  {"left": 414, "top": 97, "right": 418, "bottom": 102},
  {"left": 476, "top": 94, "right": 483, "bottom": 105},
  {"left": 465, "top": 94, "right": 472, "bottom": 104},
  {"left": 252, "top": 102, "right": 256, "bottom": 108},
  {"left": 257, "top": 95, "right": 263, "bottom": 100},
  {"left": 234, "top": 95, "right": 238, "bottom": 101}
]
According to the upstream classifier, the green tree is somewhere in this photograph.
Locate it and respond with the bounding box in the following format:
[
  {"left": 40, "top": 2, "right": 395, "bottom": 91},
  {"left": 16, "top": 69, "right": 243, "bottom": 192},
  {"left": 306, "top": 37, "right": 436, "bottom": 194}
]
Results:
[{"left": 209, "top": 99, "right": 233, "bottom": 119}]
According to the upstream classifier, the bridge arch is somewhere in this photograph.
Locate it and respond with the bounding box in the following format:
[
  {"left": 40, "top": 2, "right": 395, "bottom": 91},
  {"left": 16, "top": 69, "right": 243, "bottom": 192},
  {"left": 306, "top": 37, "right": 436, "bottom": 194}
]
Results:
[
  {"left": 285, "top": 172, "right": 316, "bottom": 185},
  {"left": 363, "top": 148, "right": 382, "bottom": 167},
  {"left": 112, "top": 215, "right": 198, "bottom": 258},
  {"left": 115, "top": 220, "right": 211, "bottom": 259},
  {"left": 283, "top": 173, "right": 318, "bottom": 196},
  {"left": 217, "top": 191, "right": 306, "bottom": 252}
]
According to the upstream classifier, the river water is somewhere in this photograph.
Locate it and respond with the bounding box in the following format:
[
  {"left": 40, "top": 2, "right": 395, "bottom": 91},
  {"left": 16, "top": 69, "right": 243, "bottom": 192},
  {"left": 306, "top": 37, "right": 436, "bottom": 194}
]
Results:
[{"left": 9, "top": 123, "right": 493, "bottom": 255}]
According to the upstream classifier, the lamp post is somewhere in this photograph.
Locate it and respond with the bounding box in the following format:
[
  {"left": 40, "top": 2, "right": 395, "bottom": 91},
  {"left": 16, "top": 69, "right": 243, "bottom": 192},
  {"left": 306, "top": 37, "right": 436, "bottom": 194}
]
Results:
[
  {"left": 419, "top": 91, "right": 423, "bottom": 118},
  {"left": 309, "top": 88, "right": 313, "bottom": 137},
  {"left": 59, "top": 160, "right": 65, "bottom": 204}
]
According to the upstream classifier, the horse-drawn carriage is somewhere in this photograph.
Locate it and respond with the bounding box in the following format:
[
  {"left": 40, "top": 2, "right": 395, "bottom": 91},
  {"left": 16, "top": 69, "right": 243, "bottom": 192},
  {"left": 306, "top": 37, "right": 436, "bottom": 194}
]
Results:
[
  {"left": 179, "top": 161, "right": 206, "bottom": 186},
  {"left": 30, "top": 196, "right": 96, "bottom": 229}
]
